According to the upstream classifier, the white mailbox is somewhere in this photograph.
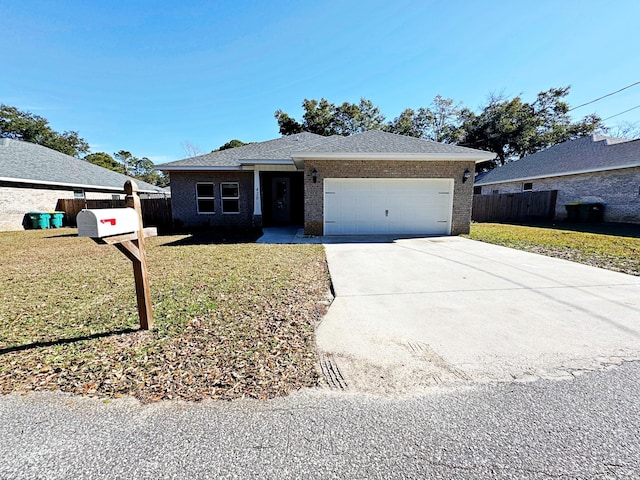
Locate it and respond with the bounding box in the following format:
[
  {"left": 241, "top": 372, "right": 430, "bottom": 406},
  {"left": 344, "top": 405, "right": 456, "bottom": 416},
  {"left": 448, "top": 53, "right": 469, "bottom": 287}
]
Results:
[{"left": 77, "top": 208, "right": 140, "bottom": 238}]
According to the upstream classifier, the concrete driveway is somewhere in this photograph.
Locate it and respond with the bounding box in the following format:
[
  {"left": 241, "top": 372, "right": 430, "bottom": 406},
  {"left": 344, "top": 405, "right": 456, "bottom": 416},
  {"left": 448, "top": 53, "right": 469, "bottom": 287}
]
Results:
[{"left": 316, "top": 236, "right": 640, "bottom": 395}]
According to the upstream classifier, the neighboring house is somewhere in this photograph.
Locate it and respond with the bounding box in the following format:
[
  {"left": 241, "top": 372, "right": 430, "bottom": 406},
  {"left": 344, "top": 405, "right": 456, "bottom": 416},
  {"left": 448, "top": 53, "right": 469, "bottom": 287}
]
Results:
[
  {"left": 474, "top": 134, "right": 640, "bottom": 223},
  {"left": 0, "top": 138, "right": 166, "bottom": 231},
  {"left": 158, "top": 130, "right": 494, "bottom": 236}
]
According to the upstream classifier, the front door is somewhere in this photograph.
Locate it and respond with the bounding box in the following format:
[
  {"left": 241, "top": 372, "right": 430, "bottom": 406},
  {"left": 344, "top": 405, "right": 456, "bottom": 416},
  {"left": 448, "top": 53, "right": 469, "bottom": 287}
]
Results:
[{"left": 271, "top": 177, "right": 291, "bottom": 223}]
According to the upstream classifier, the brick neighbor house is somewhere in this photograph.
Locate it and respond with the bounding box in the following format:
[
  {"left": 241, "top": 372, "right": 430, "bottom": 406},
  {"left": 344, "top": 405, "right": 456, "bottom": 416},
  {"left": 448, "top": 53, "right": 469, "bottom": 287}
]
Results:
[
  {"left": 474, "top": 134, "right": 640, "bottom": 224},
  {"left": 0, "top": 138, "right": 166, "bottom": 231},
  {"left": 158, "top": 130, "right": 494, "bottom": 236}
]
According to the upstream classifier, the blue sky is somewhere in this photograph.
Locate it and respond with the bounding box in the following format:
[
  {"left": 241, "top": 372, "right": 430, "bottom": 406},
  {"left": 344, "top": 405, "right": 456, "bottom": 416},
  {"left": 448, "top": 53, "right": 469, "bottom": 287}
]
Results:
[{"left": 3, "top": 0, "right": 639, "bottom": 164}]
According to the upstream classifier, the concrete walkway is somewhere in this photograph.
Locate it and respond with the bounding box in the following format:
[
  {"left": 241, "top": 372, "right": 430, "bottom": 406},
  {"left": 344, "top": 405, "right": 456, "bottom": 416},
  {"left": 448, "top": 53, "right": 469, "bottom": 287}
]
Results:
[
  {"left": 256, "top": 226, "right": 433, "bottom": 245},
  {"left": 255, "top": 226, "right": 308, "bottom": 244},
  {"left": 317, "top": 236, "right": 640, "bottom": 395}
]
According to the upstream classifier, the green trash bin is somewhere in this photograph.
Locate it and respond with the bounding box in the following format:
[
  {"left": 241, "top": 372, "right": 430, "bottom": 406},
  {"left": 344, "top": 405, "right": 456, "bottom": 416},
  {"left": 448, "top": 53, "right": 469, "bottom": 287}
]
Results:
[
  {"left": 577, "top": 204, "right": 591, "bottom": 221},
  {"left": 27, "top": 212, "right": 51, "bottom": 229},
  {"left": 50, "top": 212, "right": 64, "bottom": 228}
]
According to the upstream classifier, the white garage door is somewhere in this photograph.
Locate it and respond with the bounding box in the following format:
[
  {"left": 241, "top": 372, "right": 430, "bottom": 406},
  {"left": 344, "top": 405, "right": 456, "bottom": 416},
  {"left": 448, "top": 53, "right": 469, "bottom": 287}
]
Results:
[{"left": 324, "top": 178, "right": 454, "bottom": 235}]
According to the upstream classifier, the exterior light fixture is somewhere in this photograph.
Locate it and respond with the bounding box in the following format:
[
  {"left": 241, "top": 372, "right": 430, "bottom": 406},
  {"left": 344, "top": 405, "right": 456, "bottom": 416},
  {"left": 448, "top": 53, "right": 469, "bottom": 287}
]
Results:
[
  {"left": 311, "top": 168, "right": 318, "bottom": 183},
  {"left": 462, "top": 169, "right": 471, "bottom": 183}
]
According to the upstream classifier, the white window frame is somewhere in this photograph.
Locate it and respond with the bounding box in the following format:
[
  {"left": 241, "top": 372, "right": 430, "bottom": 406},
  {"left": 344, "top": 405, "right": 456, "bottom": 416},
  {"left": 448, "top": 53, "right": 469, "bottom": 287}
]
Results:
[
  {"left": 196, "top": 182, "right": 215, "bottom": 214},
  {"left": 522, "top": 182, "right": 533, "bottom": 192},
  {"left": 73, "top": 188, "right": 85, "bottom": 199},
  {"left": 221, "top": 182, "right": 240, "bottom": 214}
]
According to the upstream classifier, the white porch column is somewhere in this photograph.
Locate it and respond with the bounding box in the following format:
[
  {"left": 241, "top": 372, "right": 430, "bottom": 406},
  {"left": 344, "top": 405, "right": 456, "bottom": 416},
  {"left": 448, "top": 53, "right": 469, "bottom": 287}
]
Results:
[{"left": 253, "top": 167, "right": 262, "bottom": 216}]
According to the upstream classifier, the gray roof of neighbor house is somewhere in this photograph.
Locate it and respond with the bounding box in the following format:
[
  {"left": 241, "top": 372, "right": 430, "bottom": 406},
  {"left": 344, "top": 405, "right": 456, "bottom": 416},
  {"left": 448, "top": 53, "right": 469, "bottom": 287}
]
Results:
[
  {"left": 0, "top": 138, "right": 165, "bottom": 193},
  {"left": 158, "top": 130, "right": 495, "bottom": 170},
  {"left": 475, "top": 134, "right": 640, "bottom": 186}
]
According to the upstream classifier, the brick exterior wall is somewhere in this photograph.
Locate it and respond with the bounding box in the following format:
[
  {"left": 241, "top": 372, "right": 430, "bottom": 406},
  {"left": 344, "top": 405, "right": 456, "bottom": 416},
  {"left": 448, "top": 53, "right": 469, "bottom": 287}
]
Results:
[
  {"left": 0, "top": 185, "right": 119, "bottom": 231},
  {"left": 303, "top": 160, "right": 476, "bottom": 235},
  {"left": 477, "top": 166, "right": 640, "bottom": 223},
  {"left": 169, "top": 171, "right": 255, "bottom": 229}
]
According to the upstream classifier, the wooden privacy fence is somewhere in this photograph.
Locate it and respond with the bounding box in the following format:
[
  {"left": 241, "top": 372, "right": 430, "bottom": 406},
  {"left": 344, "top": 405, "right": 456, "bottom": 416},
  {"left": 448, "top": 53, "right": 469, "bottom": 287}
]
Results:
[
  {"left": 57, "top": 197, "right": 173, "bottom": 231},
  {"left": 472, "top": 190, "right": 558, "bottom": 223}
]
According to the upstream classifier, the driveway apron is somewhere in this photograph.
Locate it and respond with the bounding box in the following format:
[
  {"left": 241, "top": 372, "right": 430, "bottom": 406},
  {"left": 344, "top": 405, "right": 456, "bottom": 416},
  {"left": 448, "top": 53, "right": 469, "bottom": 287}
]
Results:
[{"left": 316, "top": 237, "right": 640, "bottom": 395}]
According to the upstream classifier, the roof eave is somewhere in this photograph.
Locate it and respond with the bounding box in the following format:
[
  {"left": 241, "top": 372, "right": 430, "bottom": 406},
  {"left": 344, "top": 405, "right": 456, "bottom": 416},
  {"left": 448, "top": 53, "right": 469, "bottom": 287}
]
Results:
[
  {"left": 291, "top": 151, "right": 495, "bottom": 169},
  {"left": 0, "top": 176, "right": 161, "bottom": 193},
  {"left": 239, "top": 159, "right": 295, "bottom": 166},
  {"left": 475, "top": 163, "right": 640, "bottom": 186},
  {"left": 158, "top": 165, "right": 243, "bottom": 172},
  {"left": 160, "top": 160, "right": 296, "bottom": 171}
]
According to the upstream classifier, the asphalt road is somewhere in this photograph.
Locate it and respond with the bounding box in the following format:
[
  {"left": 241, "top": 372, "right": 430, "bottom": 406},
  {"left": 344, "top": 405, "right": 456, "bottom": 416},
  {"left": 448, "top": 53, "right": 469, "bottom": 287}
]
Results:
[{"left": 1, "top": 361, "right": 639, "bottom": 479}]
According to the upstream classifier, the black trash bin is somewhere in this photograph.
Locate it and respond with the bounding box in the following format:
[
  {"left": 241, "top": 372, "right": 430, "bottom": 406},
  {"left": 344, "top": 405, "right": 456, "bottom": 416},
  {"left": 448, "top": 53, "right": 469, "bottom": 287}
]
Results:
[
  {"left": 565, "top": 203, "right": 580, "bottom": 221},
  {"left": 586, "top": 203, "right": 604, "bottom": 222},
  {"left": 565, "top": 202, "right": 604, "bottom": 222}
]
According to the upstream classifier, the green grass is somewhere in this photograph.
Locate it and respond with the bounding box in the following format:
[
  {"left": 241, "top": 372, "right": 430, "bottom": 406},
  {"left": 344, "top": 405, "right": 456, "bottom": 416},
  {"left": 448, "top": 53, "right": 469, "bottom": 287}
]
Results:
[
  {"left": 0, "top": 229, "right": 330, "bottom": 402},
  {"left": 464, "top": 223, "right": 640, "bottom": 276}
]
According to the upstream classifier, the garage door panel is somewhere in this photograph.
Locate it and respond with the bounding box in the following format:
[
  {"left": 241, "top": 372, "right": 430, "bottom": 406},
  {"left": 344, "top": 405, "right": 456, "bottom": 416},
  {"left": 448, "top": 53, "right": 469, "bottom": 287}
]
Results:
[{"left": 324, "top": 178, "right": 453, "bottom": 235}]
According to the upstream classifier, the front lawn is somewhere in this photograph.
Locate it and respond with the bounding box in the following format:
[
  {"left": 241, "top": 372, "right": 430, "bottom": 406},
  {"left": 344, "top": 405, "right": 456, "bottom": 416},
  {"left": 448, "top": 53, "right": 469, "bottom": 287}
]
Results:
[
  {"left": 464, "top": 223, "right": 639, "bottom": 276},
  {"left": 0, "top": 229, "right": 330, "bottom": 402}
]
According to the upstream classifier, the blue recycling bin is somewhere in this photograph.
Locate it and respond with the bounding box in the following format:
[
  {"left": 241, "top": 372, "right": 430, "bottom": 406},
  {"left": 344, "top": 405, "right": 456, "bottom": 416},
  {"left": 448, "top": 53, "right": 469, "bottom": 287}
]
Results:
[
  {"left": 27, "top": 212, "right": 51, "bottom": 229},
  {"left": 50, "top": 212, "right": 64, "bottom": 228}
]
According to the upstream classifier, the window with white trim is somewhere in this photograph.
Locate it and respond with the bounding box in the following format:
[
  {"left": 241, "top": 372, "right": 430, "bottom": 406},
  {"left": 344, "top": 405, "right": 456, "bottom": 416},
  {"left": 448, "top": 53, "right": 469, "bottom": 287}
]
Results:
[
  {"left": 522, "top": 182, "right": 533, "bottom": 191},
  {"left": 73, "top": 188, "right": 85, "bottom": 199},
  {"left": 221, "top": 182, "right": 239, "bottom": 214},
  {"left": 196, "top": 182, "right": 215, "bottom": 213}
]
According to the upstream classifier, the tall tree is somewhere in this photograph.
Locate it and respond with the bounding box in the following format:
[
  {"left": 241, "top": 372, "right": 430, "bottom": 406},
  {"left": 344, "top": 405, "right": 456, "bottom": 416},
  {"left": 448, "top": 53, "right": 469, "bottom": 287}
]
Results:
[
  {"left": 426, "top": 95, "right": 465, "bottom": 143},
  {"left": 300, "top": 98, "right": 335, "bottom": 136},
  {"left": 0, "top": 104, "right": 89, "bottom": 157},
  {"left": 280, "top": 87, "right": 607, "bottom": 170},
  {"left": 385, "top": 96, "right": 464, "bottom": 143},
  {"left": 273, "top": 110, "right": 303, "bottom": 135},
  {"left": 385, "top": 108, "right": 426, "bottom": 138},
  {"left": 333, "top": 98, "right": 385, "bottom": 135},
  {"left": 275, "top": 98, "right": 385, "bottom": 136},
  {"left": 114, "top": 150, "right": 135, "bottom": 175},
  {"left": 460, "top": 87, "right": 603, "bottom": 166},
  {"left": 85, "top": 152, "right": 124, "bottom": 173},
  {"left": 112, "top": 150, "right": 167, "bottom": 187},
  {"left": 217, "top": 139, "right": 249, "bottom": 151}
]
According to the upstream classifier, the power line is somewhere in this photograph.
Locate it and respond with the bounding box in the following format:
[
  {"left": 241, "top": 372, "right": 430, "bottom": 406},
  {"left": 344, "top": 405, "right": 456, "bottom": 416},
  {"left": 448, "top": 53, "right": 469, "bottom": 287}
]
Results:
[
  {"left": 602, "top": 104, "right": 640, "bottom": 121},
  {"left": 568, "top": 81, "right": 640, "bottom": 112}
]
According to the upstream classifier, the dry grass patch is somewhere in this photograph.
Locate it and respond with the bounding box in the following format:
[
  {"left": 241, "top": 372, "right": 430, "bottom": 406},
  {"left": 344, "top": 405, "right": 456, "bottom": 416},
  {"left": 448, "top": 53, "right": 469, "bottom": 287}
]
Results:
[
  {"left": 0, "top": 229, "right": 330, "bottom": 402},
  {"left": 464, "top": 223, "right": 639, "bottom": 276}
]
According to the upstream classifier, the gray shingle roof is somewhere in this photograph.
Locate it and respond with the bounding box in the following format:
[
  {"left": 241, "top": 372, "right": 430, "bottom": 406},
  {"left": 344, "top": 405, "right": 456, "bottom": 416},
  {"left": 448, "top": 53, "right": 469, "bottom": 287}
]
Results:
[
  {"left": 475, "top": 134, "right": 640, "bottom": 185},
  {"left": 158, "top": 130, "right": 494, "bottom": 170},
  {"left": 159, "top": 132, "right": 328, "bottom": 168},
  {"left": 295, "top": 130, "right": 494, "bottom": 155},
  {"left": 0, "top": 138, "right": 165, "bottom": 193}
]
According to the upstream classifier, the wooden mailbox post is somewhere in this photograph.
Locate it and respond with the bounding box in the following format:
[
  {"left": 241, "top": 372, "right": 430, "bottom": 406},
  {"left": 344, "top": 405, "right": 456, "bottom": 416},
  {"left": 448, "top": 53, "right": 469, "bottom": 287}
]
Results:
[{"left": 77, "top": 180, "right": 157, "bottom": 330}]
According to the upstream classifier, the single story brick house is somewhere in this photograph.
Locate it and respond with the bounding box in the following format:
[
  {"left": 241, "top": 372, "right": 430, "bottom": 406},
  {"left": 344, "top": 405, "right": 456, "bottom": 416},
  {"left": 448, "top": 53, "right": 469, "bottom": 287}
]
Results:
[
  {"left": 0, "top": 138, "right": 166, "bottom": 231},
  {"left": 158, "top": 130, "right": 494, "bottom": 236},
  {"left": 474, "top": 134, "right": 640, "bottom": 223}
]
